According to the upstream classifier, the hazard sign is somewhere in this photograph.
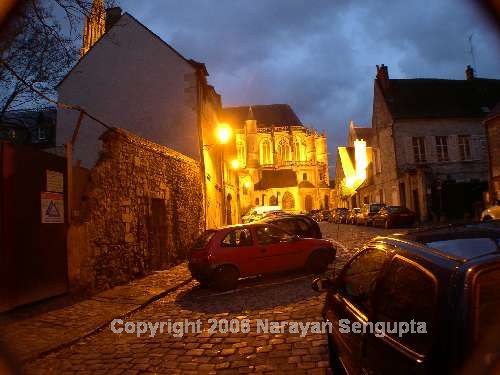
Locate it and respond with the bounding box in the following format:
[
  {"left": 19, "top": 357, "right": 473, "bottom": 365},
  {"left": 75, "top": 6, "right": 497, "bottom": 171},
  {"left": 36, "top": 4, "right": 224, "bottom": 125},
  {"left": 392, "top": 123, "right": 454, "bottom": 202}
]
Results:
[{"left": 41, "top": 192, "right": 64, "bottom": 223}]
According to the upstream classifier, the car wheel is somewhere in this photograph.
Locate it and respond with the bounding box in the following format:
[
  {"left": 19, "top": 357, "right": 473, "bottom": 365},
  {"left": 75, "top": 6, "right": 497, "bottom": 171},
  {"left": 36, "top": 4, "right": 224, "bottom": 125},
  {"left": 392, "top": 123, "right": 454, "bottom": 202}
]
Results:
[
  {"left": 482, "top": 215, "right": 493, "bottom": 222},
  {"left": 384, "top": 220, "right": 390, "bottom": 229},
  {"left": 211, "top": 265, "right": 239, "bottom": 291},
  {"left": 307, "top": 249, "right": 332, "bottom": 274}
]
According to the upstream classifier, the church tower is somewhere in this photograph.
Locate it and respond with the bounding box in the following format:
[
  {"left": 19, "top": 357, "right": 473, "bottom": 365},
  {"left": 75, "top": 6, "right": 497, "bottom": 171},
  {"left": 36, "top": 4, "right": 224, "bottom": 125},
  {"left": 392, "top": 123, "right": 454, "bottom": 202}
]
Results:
[{"left": 81, "top": 0, "right": 106, "bottom": 56}]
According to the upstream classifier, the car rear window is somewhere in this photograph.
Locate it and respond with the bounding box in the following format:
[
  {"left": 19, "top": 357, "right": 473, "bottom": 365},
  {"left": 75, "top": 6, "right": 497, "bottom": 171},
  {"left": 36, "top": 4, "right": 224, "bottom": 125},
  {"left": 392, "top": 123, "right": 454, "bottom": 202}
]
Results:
[
  {"left": 370, "top": 204, "right": 385, "bottom": 213},
  {"left": 387, "top": 206, "right": 409, "bottom": 214},
  {"left": 426, "top": 238, "right": 498, "bottom": 258},
  {"left": 191, "top": 230, "right": 216, "bottom": 249},
  {"left": 473, "top": 268, "right": 500, "bottom": 352}
]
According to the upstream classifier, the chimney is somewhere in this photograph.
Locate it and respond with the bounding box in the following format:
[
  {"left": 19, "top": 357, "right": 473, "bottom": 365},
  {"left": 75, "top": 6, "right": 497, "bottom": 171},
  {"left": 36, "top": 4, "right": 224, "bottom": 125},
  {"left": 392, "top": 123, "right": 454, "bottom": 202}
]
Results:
[
  {"left": 376, "top": 64, "right": 390, "bottom": 92},
  {"left": 465, "top": 65, "right": 474, "bottom": 80},
  {"left": 105, "top": 7, "right": 122, "bottom": 31}
]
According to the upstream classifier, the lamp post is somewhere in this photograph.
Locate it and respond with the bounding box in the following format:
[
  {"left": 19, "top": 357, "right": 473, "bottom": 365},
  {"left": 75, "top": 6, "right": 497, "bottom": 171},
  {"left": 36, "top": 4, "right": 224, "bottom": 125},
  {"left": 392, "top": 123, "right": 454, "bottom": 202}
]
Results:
[{"left": 214, "top": 123, "right": 233, "bottom": 226}]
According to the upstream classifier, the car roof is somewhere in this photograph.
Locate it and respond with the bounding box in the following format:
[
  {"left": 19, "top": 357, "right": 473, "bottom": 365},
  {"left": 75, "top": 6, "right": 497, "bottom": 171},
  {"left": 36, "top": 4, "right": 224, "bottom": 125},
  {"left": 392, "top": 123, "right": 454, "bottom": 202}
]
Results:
[{"left": 377, "top": 222, "right": 500, "bottom": 264}]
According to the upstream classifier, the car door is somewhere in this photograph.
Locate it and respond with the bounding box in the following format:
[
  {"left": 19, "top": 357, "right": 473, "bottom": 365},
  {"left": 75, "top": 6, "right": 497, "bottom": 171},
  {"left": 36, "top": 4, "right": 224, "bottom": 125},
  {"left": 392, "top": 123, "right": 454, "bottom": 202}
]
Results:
[
  {"left": 252, "top": 224, "right": 303, "bottom": 272},
  {"left": 326, "top": 246, "right": 389, "bottom": 374},
  {"left": 217, "top": 228, "right": 267, "bottom": 276},
  {"left": 365, "top": 255, "right": 438, "bottom": 374}
]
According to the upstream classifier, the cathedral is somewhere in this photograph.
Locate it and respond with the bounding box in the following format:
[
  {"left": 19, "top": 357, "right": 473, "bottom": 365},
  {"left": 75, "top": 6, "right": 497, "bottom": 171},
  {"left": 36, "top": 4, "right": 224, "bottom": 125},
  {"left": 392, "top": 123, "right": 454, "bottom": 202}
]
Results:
[{"left": 221, "top": 104, "right": 331, "bottom": 215}]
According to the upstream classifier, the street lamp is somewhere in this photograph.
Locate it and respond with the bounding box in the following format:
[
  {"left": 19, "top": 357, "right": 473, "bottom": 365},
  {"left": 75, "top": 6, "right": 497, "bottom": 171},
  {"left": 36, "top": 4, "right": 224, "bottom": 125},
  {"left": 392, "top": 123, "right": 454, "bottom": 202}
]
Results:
[
  {"left": 231, "top": 159, "right": 240, "bottom": 170},
  {"left": 215, "top": 123, "right": 232, "bottom": 144}
]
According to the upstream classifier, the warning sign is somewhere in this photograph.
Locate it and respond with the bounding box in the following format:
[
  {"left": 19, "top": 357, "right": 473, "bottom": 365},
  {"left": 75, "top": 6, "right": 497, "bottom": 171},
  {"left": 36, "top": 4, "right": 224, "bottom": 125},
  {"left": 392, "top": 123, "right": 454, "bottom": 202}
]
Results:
[
  {"left": 46, "top": 170, "right": 64, "bottom": 193},
  {"left": 41, "top": 192, "right": 64, "bottom": 224}
]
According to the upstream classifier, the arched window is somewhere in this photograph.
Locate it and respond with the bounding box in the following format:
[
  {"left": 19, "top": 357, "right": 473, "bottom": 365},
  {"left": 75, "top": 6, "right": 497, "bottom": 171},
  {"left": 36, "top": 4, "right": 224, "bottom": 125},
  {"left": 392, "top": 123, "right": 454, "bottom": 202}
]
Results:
[
  {"left": 278, "top": 139, "right": 291, "bottom": 162},
  {"left": 260, "top": 139, "right": 273, "bottom": 165},
  {"left": 282, "top": 191, "right": 295, "bottom": 210},
  {"left": 236, "top": 141, "right": 245, "bottom": 166}
]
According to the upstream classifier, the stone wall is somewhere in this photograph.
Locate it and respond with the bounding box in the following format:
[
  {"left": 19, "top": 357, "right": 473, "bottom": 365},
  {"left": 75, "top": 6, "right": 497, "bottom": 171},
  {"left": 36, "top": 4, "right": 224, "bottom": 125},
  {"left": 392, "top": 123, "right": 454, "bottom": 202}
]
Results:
[{"left": 69, "top": 128, "right": 204, "bottom": 291}]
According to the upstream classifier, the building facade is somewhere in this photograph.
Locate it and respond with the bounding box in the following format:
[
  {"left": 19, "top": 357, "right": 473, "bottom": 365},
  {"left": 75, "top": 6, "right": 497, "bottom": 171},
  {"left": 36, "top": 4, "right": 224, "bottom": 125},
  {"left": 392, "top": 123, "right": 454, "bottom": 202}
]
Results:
[
  {"left": 336, "top": 65, "right": 500, "bottom": 221},
  {"left": 221, "top": 104, "right": 331, "bottom": 215},
  {"left": 57, "top": 1, "right": 238, "bottom": 229},
  {"left": 484, "top": 102, "right": 500, "bottom": 205}
]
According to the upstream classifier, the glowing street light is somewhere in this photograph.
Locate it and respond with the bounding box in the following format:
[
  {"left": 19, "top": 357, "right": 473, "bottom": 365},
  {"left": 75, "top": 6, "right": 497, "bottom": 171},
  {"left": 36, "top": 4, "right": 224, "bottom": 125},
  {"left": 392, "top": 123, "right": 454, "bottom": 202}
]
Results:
[
  {"left": 231, "top": 159, "right": 240, "bottom": 170},
  {"left": 215, "top": 123, "right": 232, "bottom": 144}
]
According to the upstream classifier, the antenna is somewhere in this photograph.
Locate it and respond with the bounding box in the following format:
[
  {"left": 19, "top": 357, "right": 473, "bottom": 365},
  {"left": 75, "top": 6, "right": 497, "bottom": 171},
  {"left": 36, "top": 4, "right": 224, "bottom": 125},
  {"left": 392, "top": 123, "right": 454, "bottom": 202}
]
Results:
[{"left": 468, "top": 34, "right": 477, "bottom": 71}]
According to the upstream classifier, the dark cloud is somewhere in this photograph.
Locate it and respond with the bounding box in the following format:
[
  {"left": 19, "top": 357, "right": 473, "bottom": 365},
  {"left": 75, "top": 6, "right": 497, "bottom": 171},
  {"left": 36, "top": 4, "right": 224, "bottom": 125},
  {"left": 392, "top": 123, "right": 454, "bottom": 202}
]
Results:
[{"left": 116, "top": 0, "right": 500, "bottom": 165}]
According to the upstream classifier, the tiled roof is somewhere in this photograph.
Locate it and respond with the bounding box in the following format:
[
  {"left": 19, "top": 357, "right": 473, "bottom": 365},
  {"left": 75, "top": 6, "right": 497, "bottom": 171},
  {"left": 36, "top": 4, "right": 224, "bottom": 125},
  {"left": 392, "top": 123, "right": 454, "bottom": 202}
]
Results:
[
  {"left": 380, "top": 78, "right": 500, "bottom": 119},
  {"left": 254, "top": 169, "right": 298, "bottom": 190},
  {"left": 221, "top": 104, "right": 302, "bottom": 128}
]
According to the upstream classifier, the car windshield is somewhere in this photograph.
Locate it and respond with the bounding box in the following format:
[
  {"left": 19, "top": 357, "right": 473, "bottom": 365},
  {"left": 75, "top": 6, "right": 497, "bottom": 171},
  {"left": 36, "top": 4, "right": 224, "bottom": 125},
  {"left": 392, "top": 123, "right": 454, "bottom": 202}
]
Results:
[
  {"left": 191, "top": 230, "right": 216, "bottom": 249},
  {"left": 387, "top": 206, "right": 409, "bottom": 214},
  {"left": 370, "top": 204, "right": 385, "bottom": 213}
]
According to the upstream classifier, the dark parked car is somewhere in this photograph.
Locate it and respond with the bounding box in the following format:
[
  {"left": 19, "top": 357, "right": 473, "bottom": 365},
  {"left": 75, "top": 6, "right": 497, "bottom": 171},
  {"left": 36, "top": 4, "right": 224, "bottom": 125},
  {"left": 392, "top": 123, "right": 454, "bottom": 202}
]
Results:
[
  {"left": 332, "top": 208, "right": 349, "bottom": 224},
  {"left": 189, "top": 223, "right": 336, "bottom": 290},
  {"left": 347, "top": 208, "right": 361, "bottom": 224},
  {"left": 322, "top": 210, "right": 334, "bottom": 223},
  {"left": 312, "top": 222, "right": 500, "bottom": 374},
  {"left": 259, "top": 214, "right": 322, "bottom": 239},
  {"left": 306, "top": 209, "right": 324, "bottom": 222},
  {"left": 372, "top": 205, "right": 416, "bottom": 228},
  {"left": 356, "top": 203, "right": 386, "bottom": 226}
]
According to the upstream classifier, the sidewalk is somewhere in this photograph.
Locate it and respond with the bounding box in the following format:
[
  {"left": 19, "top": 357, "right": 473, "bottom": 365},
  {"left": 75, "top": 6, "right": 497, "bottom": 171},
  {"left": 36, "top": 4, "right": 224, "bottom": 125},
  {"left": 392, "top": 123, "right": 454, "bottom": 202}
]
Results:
[{"left": 0, "top": 263, "right": 192, "bottom": 363}]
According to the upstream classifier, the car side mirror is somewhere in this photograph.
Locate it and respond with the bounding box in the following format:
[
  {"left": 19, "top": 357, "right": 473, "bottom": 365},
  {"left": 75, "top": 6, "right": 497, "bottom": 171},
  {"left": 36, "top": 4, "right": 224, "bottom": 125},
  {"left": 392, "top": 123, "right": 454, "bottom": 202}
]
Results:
[{"left": 311, "top": 277, "right": 336, "bottom": 293}]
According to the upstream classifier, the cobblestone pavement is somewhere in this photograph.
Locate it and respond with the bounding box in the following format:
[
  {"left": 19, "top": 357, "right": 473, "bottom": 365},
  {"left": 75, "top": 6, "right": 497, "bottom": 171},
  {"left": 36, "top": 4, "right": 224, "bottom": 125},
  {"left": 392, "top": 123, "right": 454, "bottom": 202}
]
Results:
[
  {"left": 17, "top": 224, "right": 405, "bottom": 374},
  {"left": 0, "top": 264, "right": 192, "bottom": 363}
]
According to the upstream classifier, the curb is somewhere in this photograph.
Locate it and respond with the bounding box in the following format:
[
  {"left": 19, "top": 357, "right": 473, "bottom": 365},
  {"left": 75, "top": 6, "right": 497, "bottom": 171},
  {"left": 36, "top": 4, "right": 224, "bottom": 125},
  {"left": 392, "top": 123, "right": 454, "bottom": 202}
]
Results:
[{"left": 22, "top": 276, "right": 193, "bottom": 364}]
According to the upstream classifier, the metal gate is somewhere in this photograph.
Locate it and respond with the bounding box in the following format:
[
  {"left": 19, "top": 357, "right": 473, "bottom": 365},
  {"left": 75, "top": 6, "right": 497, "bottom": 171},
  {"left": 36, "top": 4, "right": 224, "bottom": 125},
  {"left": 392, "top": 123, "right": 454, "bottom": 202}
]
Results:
[{"left": 0, "top": 142, "right": 68, "bottom": 312}]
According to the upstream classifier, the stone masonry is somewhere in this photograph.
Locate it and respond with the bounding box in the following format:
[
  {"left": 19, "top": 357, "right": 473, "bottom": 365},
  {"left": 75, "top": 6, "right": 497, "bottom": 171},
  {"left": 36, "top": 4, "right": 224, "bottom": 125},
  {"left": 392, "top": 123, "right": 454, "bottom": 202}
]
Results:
[{"left": 69, "top": 128, "right": 204, "bottom": 292}]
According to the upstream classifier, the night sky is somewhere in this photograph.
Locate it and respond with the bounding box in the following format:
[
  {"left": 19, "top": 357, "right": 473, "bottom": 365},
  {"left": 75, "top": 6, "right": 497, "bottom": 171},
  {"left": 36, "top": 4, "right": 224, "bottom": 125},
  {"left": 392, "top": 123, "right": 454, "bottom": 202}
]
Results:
[{"left": 82, "top": 1, "right": 500, "bottom": 165}]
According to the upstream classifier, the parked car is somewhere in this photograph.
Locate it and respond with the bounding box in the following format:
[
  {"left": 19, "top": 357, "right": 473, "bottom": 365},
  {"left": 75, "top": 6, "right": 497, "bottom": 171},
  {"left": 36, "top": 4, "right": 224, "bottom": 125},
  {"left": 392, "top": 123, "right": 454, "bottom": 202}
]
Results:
[
  {"left": 308, "top": 209, "right": 324, "bottom": 222},
  {"left": 189, "top": 223, "right": 336, "bottom": 290},
  {"left": 481, "top": 204, "right": 500, "bottom": 221},
  {"left": 259, "top": 214, "right": 322, "bottom": 239},
  {"left": 356, "top": 203, "right": 386, "bottom": 226},
  {"left": 241, "top": 205, "right": 282, "bottom": 223},
  {"left": 332, "top": 208, "right": 349, "bottom": 224},
  {"left": 322, "top": 210, "right": 334, "bottom": 223},
  {"left": 372, "top": 205, "right": 416, "bottom": 228},
  {"left": 347, "top": 208, "right": 361, "bottom": 224},
  {"left": 312, "top": 222, "right": 500, "bottom": 375}
]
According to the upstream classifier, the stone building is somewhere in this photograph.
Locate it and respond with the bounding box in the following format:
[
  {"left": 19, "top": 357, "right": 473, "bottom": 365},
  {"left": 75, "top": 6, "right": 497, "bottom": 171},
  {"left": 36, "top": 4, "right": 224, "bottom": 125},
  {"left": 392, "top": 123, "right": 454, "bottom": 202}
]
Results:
[
  {"left": 57, "top": 1, "right": 237, "bottom": 229},
  {"left": 221, "top": 104, "right": 331, "bottom": 215},
  {"left": 68, "top": 128, "right": 204, "bottom": 291},
  {"left": 338, "top": 65, "right": 500, "bottom": 221},
  {"left": 485, "top": 102, "right": 500, "bottom": 205}
]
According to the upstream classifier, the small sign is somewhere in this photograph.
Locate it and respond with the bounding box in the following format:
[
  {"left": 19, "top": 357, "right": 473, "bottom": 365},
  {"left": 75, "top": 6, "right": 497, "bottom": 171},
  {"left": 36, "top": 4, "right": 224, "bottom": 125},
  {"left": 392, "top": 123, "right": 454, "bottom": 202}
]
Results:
[
  {"left": 41, "top": 192, "right": 64, "bottom": 223},
  {"left": 46, "top": 170, "right": 64, "bottom": 193}
]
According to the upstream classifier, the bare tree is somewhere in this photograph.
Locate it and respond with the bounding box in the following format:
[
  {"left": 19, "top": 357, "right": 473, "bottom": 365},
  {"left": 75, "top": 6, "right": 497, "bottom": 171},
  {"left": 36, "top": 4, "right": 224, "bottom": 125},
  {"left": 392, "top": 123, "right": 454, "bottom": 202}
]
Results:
[{"left": 0, "top": 0, "right": 118, "bottom": 118}]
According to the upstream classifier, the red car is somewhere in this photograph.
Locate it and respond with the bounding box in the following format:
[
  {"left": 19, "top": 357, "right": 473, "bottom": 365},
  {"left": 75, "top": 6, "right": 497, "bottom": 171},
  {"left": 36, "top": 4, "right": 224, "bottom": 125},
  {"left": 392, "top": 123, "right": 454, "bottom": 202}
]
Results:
[{"left": 188, "top": 223, "right": 336, "bottom": 290}]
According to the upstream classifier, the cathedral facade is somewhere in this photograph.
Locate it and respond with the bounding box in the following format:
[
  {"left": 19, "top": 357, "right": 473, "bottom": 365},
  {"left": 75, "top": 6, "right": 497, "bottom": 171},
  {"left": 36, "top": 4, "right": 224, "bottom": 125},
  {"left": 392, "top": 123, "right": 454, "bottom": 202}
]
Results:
[{"left": 221, "top": 105, "right": 331, "bottom": 216}]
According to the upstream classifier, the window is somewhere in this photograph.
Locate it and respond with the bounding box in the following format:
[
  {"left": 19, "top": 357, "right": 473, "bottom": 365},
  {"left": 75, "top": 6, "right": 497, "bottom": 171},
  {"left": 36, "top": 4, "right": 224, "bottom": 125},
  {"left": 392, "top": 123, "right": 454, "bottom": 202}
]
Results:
[
  {"left": 458, "top": 135, "right": 471, "bottom": 161},
  {"left": 273, "top": 219, "right": 296, "bottom": 234},
  {"left": 221, "top": 229, "right": 253, "bottom": 247},
  {"left": 473, "top": 268, "right": 500, "bottom": 349},
  {"left": 236, "top": 141, "right": 246, "bottom": 166},
  {"left": 412, "top": 137, "right": 426, "bottom": 163},
  {"left": 192, "top": 230, "right": 216, "bottom": 249},
  {"left": 376, "top": 257, "right": 437, "bottom": 354},
  {"left": 38, "top": 127, "right": 49, "bottom": 141},
  {"left": 278, "top": 139, "right": 291, "bottom": 162},
  {"left": 435, "top": 136, "right": 449, "bottom": 161},
  {"left": 255, "top": 198, "right": 259, "bottom": 206},
  {"left": 260, "top": 139, "right": 273, "bottom": 165},
  {"left": 302, "top": 173, "right": 308, "bottom": 181},
  {"left": 340, "top": 248, "right": 388, "bottom": 313},
  {"left": 294, "top": 141, "right": 306, "bottom": 162},
  {"left": 255, "top": 225, "right": 294, "bottom": 245}
]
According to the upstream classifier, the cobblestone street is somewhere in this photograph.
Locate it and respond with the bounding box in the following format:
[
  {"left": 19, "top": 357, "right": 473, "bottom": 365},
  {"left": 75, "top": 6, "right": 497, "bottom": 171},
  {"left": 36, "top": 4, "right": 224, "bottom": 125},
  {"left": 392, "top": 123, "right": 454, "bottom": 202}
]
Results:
[{"left": 15, "top": 224, "right": 403, "bottom": 374}]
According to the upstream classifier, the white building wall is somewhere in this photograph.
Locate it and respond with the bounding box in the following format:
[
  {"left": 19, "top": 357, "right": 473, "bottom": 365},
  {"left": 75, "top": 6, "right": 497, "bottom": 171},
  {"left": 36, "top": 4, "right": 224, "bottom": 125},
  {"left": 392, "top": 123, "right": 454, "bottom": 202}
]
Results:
[{"left": 57, "top": 14, "right": 200, "bottom": 167}]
